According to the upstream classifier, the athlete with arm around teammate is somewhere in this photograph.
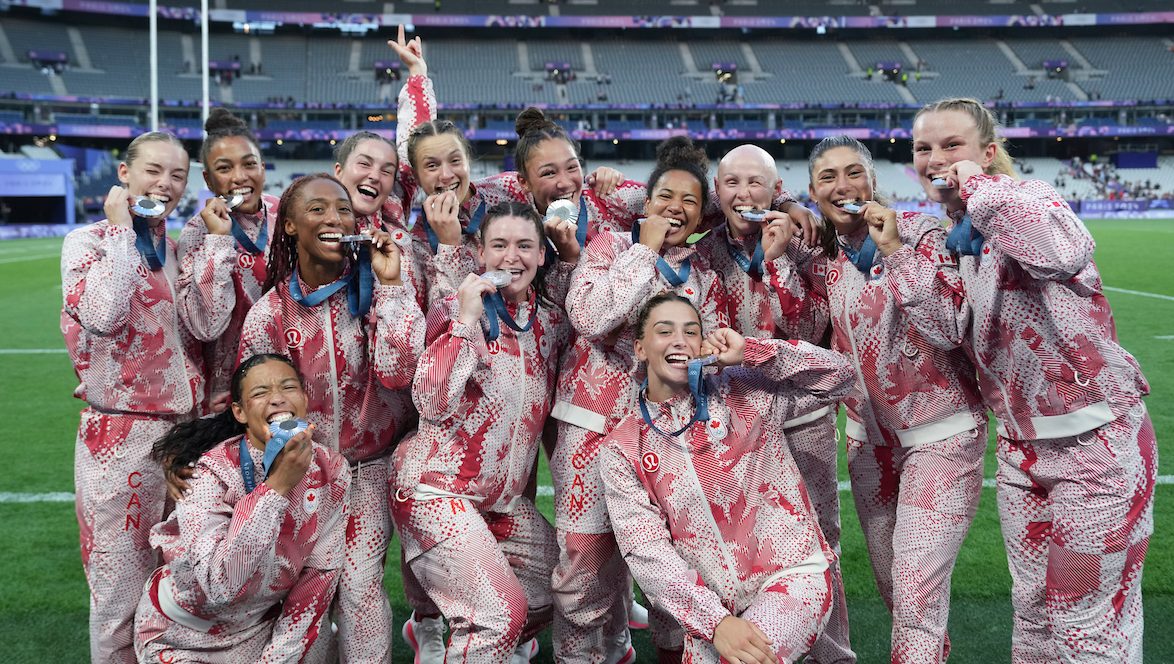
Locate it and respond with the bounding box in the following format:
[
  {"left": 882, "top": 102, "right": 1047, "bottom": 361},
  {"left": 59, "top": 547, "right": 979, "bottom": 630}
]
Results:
[
  {"left": 600, "top": 293, "right": 855, "bottom": 664},
  {"left": 912, "top": 98, "right": 1156, "bottom": 663}
]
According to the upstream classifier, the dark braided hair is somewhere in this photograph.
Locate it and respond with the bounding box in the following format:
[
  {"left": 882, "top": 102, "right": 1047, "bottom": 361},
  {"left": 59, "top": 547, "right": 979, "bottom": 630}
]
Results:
[
  {"left": 513, "top": 107, "right": 582, "bottom": 182},
  {"left": 152, "top": 354, "right": 303, "bottom": 476},
  {"left": 263, "top": 173, "right": 349, "bottom": 293},
  {"left": 199, "top": 108, "right": 261, "bottom": 168},
  {"left": 479, "top": 200, "right": 558, "bottom": 309},
  {"left": 635, "top": 292, "right": 701, "bottom": 338}
]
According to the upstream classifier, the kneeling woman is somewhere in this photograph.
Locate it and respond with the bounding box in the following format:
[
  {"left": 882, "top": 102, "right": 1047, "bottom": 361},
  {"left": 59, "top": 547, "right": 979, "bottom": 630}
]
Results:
[
  {"left": 389, "top": 201, "right": 578, "bottom": 661},
  {"left": 135, "top": 354, "right": 350, "bottom": 662},
  {"left": 600, "top": 293, "right": 855, "bottom": 663}
]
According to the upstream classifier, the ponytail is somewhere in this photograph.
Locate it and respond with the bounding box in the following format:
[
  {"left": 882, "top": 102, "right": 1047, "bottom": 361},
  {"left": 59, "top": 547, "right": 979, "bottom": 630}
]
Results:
[{"left": 915, "top": 97, "right": 1017, "bottom": 178}]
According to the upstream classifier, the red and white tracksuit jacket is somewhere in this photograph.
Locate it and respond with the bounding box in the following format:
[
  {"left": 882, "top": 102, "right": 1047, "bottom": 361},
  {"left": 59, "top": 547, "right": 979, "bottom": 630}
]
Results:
[
  {"left": 551, "top": 232, "right": 728, "bottom": 661},
  {"left": 600, "top": 338, "right": 855, "bottom": 663},
  {"left": 238, "top": 275, "right": 425, "bottom": 663},
  {"left": 955, "top": 174, "right": 1155, "bottom": 663},
  {"left": 176, "top": 193, "right": 280, "bottom": 408},
  {"left": 389, "top": 275, "right": 571, "bottom": 660},
  {"left": 696, "top": 223, "right": 855, "bottom": 663},
  {"left": 61, "top": 219, "right": 204, "bottom": 663},
  {"left": 134, "top": 438, "right": 350, "bottom": 663},
  {"left": 825, "top": 213, "right": 987, "bottom": 663}
]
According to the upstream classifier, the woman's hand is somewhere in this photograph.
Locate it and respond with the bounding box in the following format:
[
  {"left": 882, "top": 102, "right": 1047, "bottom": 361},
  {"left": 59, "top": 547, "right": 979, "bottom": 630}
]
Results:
[
  {"left": 164, "top": 461, "right": 196, "bottom": 502},
  {"left": 944, "top": 159, "right": 985, "bottom": 191},
  {"left": 638, "top": 215, "right": 674, "bottom": 253},
  {"left": 456, "top": 273, "right": 496, "bottom": 327},
  {"left": 424, "top": 191, "right": 462, "bottom": 246},
  {"left": 780, "top": 201, "right": 820, "bottom": 246},
  {"left": 759, "top": 212, "right": 796, "bottom": 263},
  {"left": 713, "top": 616, "right": 778, "bottom": 664},
  {"left": 104, "top": 185, "right": 134, "bottom": 229},
  {"left": 387, "top": 25, "right": 426, "bottom": 78},
  {"left": 368, "top": 229, "right": 403, "bottom": 286},
  {"left": 199, "top": 196, "right": 232, "bottom": 236},
  {"left": 859, "top": 202, "right": 902, "bottom": 257},
  {"left": 702, "top": 328, "right": 746, "bottom": 368},
  {"left": 586, "top": 166, "right": 624, "bottom": 197},
  {"left": 263, "top": 426, "right": 315, "bottom": 497},
  {"left": 544, "top": 217, "right": 580, "bottom": 264}
]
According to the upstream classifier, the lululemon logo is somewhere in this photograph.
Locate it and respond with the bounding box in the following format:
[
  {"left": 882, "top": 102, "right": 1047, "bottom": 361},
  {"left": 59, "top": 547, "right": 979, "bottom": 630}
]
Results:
[
  {"left": 395, "top": 488, "right": 412, "bottom": 503},
  {"left": 284, "top": 327, "right": 303, "bottom": 348},
  {"left": 135, "top": 264, "right": 149, "bottom": 279},
  {"left": 237, "top": 253, "right": 255, "bottom": 269},
  {"left": 826, "top": 267, "right": 840, "bottom": 286},
  {"left": 641, "top": 452, "right": 660, "bottom": 473}
]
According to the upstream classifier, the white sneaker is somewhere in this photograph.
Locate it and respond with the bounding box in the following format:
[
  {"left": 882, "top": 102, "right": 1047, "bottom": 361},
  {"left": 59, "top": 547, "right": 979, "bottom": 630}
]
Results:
[
  {"left": 510, "top": 638, "right": 539, "bottom": 664},
  {"left": 402, "top": 613, "right": 446, "bottom": 664},
  {"left": 628, "top": 599, "right": 650, "bottom": 630}
]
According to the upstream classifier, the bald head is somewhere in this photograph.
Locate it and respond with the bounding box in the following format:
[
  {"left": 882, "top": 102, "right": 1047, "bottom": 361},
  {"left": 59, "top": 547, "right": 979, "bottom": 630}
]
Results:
[{"left": 718, "top": 144, "right": 778, "bottom": 181}]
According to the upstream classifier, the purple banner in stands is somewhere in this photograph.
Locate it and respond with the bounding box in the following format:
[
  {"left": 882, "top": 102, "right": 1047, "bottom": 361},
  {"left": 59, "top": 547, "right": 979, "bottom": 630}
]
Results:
[{"left": 5, "top": 0, "right": 1173, "bottom": 29}]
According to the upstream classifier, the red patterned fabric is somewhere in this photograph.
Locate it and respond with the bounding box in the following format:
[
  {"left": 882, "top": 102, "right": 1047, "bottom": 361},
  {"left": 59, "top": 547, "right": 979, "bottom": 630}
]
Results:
[
  {"left": 600, "top": 338, "right": 853, "bottom": 657},
  {"left": 134, "top": 438, "right": 349, "bottom": 663},
  {"left": 176, "top": 193, "right": 280, "bottom": 409}
]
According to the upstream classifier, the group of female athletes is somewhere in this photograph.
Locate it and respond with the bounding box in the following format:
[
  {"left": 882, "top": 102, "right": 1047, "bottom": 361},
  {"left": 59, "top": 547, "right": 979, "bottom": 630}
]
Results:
[{"left": 61, "top": 29, "right": 1155, "bottom": 664}]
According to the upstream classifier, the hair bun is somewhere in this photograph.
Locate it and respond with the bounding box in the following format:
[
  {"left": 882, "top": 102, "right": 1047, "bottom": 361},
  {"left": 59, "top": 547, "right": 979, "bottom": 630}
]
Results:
[
  {"left": 515, "top": 107, "right": 556, "bottom": 139},
  {"left": 655, "top": 135, "right": 708, "bottom": 172},
  {"left": 204, "top": 107, "right": 248, "bottom": 134}
]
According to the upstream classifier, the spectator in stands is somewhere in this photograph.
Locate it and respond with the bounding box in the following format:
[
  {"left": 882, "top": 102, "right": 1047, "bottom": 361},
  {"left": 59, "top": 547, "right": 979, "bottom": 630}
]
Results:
[
  {"left": 134, "top": 354, "right": 348, "bottom": 662},
  {"left": 913, "top": 97, "right": 1155, "bottom": 663},
  {"left": 809, "top": 135, "right": 987, "bottom": 664},
  {"left": 61, "top": 131, "right": 203, "bottom": 662}
]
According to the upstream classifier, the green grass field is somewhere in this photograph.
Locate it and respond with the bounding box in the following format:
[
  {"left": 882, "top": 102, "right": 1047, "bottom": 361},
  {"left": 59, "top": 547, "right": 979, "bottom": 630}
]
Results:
[{"left": 1, "top": 219, "right": 1171, "bottom": 662}]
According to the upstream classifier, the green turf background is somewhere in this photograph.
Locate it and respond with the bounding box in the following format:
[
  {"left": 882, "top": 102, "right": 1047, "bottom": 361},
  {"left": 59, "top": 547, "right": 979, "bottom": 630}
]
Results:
[{"left": 1, "top": 220, "right": 1170, "bottom": 661}]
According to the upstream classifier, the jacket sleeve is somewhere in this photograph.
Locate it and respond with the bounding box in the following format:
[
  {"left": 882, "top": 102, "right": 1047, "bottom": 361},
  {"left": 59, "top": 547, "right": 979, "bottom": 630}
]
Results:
[
  {"left": 544, "top": 258, "right": 575, "bottom": 308},
  {"left": 600, "top": 441, "right": 730, "bottom": 642},
  {"left": 395, "top": 74, "right": 437, "bottom": 164},
  {"left": 412, "top": 297, "right": 487, "bottom": 422},
  {"left": 236, "top": 297, "right": 280, "bottom": 365},
  {"left": 962, "top": 174, "right": 1094, "bottom": 281},
  {"left": 174, "top": 456, "right": 291, "bottom": 609},
  {"left": 882, "top": 218, "right": 971, "bottom": 350},
  {"left": 370, "top": 283, "right": 427, "bottom": 391},
  {"left": 428, "top": 242, "right": 480, "bottom": 304},
  {"left": 61, "top": 225, "right": 141, "bottom": 337},
  {"left": 565, "top": 234, "right": 660, "bottom": 339},
  {"left": 762, "top": 250, "right": 807, "bottom": 335},
  {"left": 176, "top": 216, "right": 238, "bottom": 342},
  {"left": 596, "top": 180, "right": 647, "bottom": 233},
  {"left": 739, "top": 337, "right": 855, "bottom": 407},
  {"left": 260, "top": 453, "right": 350, "bottom": 663}
]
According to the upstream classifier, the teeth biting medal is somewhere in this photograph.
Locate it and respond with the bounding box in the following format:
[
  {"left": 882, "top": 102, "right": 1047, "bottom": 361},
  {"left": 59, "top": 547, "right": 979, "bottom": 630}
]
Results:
[
  {"left": 130, "top": 196, "right": 167, "bottom": 218},
  {"left": 482, "top": 270, "right": 514, "bottom": 288},
  {"left": 840, "top": 202, "right": 862, "bottom": 214}
]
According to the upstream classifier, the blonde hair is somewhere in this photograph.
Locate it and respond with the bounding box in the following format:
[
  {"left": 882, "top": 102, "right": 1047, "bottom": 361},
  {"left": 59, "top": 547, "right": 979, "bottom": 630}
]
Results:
[
  {"left": 125, "top": 130, "right": 186, "bottom": 167},
  {"left": 914, "top": 98, "right": 1016, "bottom": 178}
]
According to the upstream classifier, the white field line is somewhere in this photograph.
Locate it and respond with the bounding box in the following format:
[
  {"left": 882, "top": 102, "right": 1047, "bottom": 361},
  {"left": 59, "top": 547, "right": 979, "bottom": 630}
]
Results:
[
  {"left": 1104, "top": 286, "right": 1174, "bottom": 302},
  {"left": 1155, "top": 336, "right": 1174, "bottom": 340},
  {"left": 9, "top": 476, "right": 1174, "bottom": 502},
  {"left": 0, "top": 252, "right": 59, "bottom": 266},
  {"left": 0, "top": 348, "right": 68, "bottom": 354}
]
